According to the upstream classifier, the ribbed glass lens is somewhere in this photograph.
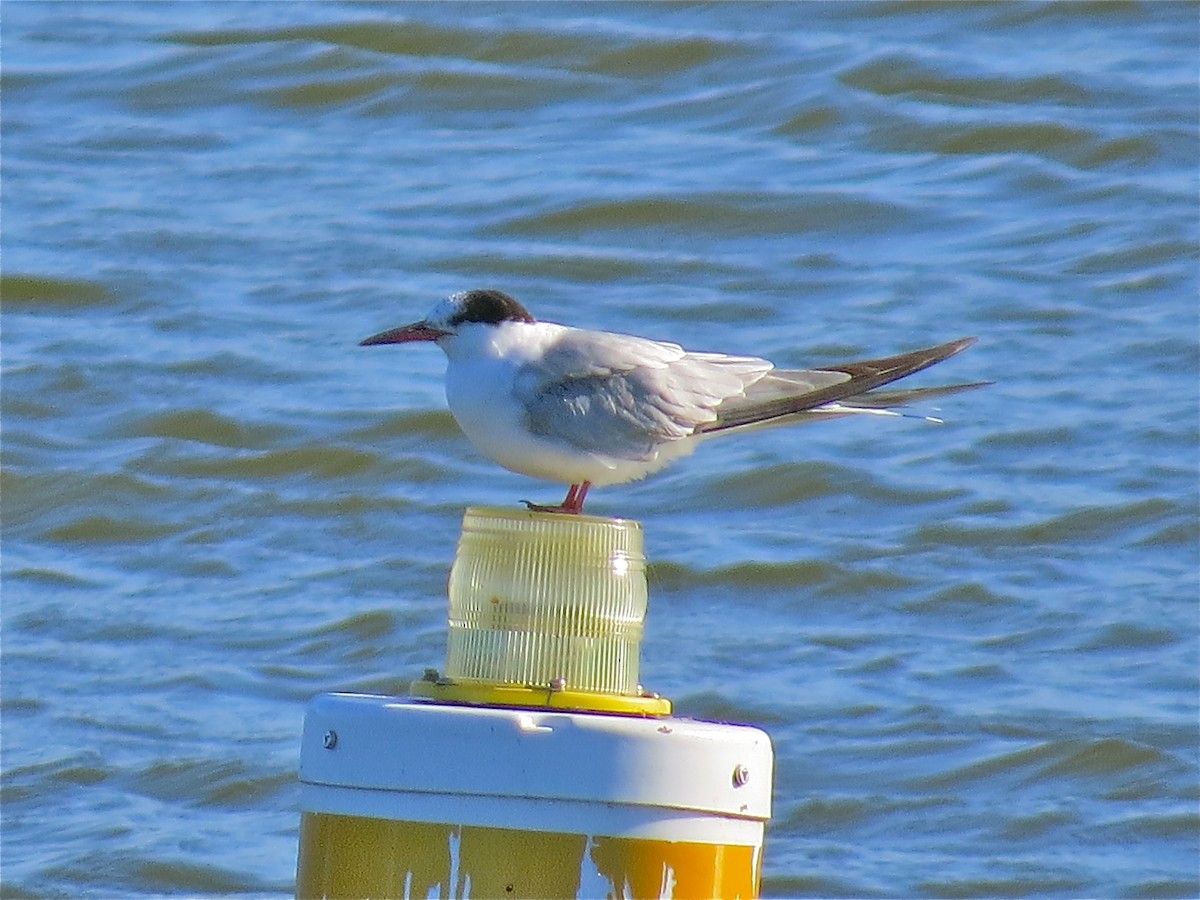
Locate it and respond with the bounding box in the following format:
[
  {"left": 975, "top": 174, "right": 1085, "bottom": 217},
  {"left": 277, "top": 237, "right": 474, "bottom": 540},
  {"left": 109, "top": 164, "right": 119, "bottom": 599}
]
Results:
[{"left": 446, "top": 507, "right": 647, "bottom": 695}]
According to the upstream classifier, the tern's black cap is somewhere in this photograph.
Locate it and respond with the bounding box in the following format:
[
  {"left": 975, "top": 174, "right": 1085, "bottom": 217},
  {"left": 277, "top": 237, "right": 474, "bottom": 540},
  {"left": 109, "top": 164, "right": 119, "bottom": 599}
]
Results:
[{"left": 449, "top": 289, "right": 536, "bottom": 327}]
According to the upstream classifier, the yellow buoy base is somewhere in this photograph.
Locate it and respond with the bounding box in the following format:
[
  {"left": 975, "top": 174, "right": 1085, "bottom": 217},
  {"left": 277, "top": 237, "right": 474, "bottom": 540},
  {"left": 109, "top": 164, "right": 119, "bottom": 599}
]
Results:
[{"left": 409, "top": 675, "right": 672, "bottom": 717}]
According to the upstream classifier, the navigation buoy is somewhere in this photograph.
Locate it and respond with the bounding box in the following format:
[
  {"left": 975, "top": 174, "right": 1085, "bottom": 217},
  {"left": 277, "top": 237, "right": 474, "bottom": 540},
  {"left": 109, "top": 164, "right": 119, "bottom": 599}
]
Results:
[{"left": 296, "top": 507, "right": 773, "bottom": 899}]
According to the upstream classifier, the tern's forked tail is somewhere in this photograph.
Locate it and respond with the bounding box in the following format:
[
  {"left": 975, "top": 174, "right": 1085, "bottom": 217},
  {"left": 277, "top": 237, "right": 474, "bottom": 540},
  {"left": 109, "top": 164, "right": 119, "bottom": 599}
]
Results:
[{"left": 696, "top": 337, "right": 985, "bottom": 434}]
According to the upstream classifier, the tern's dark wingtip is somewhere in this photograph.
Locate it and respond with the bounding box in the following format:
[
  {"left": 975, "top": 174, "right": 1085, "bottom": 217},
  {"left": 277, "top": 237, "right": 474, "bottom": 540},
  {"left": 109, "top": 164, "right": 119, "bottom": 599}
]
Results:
[{"left": 929, "top": 336, "right": 978, "bottom": 361}]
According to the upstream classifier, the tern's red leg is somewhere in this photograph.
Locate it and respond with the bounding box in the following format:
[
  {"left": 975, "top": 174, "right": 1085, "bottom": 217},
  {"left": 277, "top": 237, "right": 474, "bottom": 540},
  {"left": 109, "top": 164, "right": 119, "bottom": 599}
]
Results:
[
  {"left": 523, "top": 481, "right": 591, "bottom": 515},
  {"left": 564, "top": 481, "right": 590, "bottom": 513}
]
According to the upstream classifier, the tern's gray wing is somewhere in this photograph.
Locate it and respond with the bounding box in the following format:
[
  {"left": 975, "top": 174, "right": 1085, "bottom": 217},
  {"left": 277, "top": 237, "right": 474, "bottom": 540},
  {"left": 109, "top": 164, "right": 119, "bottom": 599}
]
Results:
[{"left": 513, "top": 328, "right": 771, "bottom": 460}]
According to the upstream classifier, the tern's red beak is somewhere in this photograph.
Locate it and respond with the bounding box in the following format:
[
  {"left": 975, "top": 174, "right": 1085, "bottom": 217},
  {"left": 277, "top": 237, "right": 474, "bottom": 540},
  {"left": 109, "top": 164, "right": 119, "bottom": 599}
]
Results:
[{"left": 359, "top": 321, "right": 449, "bottom": 346}]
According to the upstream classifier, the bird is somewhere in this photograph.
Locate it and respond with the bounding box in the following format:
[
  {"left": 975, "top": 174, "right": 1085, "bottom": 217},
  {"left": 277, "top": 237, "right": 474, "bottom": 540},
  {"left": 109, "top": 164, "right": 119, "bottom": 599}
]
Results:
[{"left": 361, "top": 289, "right": 985, "bottom": 514}]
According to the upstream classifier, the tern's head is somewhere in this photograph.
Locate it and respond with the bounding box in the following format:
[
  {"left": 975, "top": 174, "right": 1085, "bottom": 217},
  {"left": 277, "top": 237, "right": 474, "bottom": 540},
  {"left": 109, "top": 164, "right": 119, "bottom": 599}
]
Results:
[{"left": 359, "top": 289, "right": 535, "bottom": 347}]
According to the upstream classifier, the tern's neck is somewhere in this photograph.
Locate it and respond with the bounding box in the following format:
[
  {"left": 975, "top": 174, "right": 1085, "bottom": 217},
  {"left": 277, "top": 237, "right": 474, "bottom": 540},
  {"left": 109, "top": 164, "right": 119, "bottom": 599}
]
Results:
[{"left": 439, "top": 320, "right": 562, "bottom": 364}]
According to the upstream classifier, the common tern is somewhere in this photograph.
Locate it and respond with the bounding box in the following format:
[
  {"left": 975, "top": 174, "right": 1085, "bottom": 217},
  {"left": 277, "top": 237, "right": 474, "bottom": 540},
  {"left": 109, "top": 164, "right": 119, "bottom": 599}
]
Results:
[{"left": 362, "top": 289, "right": 984, "bottom": 514}]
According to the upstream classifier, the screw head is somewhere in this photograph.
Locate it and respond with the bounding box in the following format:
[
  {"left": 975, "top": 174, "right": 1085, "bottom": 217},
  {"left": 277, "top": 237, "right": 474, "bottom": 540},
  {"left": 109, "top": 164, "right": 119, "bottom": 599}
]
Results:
[
  {"left": 732, "top": 764, "right": 750, "bottom": 787},
  {"left": 323, "top": 730, "right": 338, "bottom": 750}
]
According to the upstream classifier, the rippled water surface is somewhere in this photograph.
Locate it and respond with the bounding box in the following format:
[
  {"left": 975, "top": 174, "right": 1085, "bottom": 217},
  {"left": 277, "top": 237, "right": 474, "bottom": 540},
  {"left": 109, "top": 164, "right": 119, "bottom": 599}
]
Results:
[{"left": 3, "top": 3, "right": 1197, "bottom": 897}]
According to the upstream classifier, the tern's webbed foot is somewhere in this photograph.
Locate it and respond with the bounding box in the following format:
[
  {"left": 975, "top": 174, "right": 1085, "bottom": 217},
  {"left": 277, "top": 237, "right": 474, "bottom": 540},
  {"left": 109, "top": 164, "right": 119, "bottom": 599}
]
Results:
[
  {"left": 522, "top": 500, "right": 579, "bottom": 515},
  {"left": 522, "top": 481, "right": 591, "bottom": 515}
]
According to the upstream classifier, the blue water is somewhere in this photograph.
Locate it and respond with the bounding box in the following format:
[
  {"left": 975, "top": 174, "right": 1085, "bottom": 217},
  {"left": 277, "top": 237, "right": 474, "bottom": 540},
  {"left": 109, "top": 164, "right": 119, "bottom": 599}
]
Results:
[{"left": 3, "top": 2, "right": 1197, "bottom": 897}]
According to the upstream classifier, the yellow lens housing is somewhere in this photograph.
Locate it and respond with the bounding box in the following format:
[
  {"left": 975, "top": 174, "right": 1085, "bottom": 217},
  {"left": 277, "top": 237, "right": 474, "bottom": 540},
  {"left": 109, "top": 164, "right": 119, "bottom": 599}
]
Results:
[{"left": 437, "top": 506, "right": 657, "bottom": 711}]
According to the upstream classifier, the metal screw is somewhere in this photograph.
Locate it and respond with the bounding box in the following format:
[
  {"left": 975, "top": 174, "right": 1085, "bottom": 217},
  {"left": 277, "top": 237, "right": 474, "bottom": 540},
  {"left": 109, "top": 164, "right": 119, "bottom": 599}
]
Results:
[
  {"left": 323, "top": 730, "right": 338, "bottom": 750},
  {"left": 549, "top": 676, "right": 567, "bottom": 692},
  {"left": 732, "top": 764, "right": 750, "bottom": 787}
]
